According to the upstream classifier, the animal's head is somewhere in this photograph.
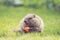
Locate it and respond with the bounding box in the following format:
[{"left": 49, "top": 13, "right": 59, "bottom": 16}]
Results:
[{"left": 24, "top": 14, "right": 36, "bottom": 26}]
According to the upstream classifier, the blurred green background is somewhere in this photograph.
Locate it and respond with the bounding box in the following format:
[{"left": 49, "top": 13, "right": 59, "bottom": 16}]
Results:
[{"left": 0, "top": 0, "right": 60, "bottom": 40}]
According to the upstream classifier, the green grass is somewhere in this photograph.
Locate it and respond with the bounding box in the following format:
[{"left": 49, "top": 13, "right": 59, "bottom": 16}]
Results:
[{"left": 0, "top": 4, "right": 60, "bottom": 40}]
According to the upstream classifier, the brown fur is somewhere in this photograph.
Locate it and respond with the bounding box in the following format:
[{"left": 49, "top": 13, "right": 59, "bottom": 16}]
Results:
[{"left": 15, "top": 13, "right": 44, "bottom": 33}]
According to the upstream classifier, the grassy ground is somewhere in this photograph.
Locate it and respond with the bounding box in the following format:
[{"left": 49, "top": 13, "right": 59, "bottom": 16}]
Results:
[{"left": 0, "top": 5, "right": 60, "bottom": 40}]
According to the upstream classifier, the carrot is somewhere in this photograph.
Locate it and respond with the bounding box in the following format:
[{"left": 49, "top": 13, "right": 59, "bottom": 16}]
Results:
[{"left": 24, "top": 26, "right": 30, "bottom": 32}]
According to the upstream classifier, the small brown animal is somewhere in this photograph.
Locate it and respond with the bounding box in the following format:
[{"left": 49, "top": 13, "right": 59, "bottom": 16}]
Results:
[{"left": 15, "top": 13, "right": 44, "bottom": 33}]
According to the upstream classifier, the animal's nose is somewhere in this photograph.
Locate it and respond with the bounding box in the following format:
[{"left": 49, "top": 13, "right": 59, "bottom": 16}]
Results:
[
  {"left": 24, "top": 20, "right": 28, "bottom": 24},
  {"left": 24, "top": 20, "right": 26, "bottom": 23}
]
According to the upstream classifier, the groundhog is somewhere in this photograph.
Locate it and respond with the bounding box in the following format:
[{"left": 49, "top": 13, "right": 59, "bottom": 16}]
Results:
[{"left": 15, "top": 13, "right": 44, "bottom": 33}]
